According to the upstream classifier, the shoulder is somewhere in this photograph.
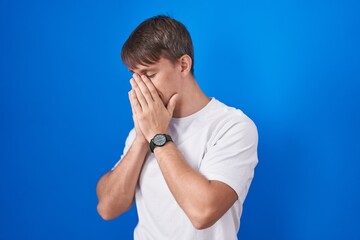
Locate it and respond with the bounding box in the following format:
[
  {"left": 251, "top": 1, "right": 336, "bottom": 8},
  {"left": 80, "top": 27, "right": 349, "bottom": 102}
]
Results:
[{"left": 209, "top": 99, "right": 258, "bottom": 141}]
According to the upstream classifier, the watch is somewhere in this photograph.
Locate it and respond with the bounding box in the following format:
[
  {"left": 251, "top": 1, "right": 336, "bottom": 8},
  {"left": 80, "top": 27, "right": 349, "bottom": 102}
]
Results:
[{"left": 149, "top": 134, "right": 173, "bottom": 153}]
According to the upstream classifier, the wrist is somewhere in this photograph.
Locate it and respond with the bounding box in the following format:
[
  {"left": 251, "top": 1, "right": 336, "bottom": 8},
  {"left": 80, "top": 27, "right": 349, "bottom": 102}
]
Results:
[
  {"left": 133, "top": 137, "right": 148, "bottom": 147},
  {"left": 149, "top": 133, "right": 172, "bottom": 153}
]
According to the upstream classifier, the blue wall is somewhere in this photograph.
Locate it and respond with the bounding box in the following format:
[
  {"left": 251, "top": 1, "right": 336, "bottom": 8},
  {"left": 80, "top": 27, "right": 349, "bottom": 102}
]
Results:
[{"left": 1, "top": 0, "right": 359, "bottom": 239}]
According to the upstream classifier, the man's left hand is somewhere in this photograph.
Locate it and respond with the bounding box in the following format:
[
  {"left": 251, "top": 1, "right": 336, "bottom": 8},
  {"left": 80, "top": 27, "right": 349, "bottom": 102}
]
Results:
[{"left": 129, "top": 73, "right": 178, "bottom": 142}]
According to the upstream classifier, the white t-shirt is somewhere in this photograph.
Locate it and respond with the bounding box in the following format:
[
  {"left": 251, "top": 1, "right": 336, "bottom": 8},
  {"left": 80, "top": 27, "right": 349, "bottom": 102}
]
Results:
[{"left": 112, "top": 98, "right": 258, "bottom": 240}]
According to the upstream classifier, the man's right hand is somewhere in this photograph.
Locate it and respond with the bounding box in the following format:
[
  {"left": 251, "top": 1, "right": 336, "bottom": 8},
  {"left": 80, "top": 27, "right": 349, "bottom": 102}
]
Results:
[{"left": 129, "top": 89, "right": 147, "bottom": 144}]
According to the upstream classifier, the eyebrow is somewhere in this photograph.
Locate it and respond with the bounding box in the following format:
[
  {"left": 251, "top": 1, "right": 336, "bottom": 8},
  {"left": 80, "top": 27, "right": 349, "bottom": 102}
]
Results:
[{"left": 129, "top": 67, "right": 157, "bottom": 75}]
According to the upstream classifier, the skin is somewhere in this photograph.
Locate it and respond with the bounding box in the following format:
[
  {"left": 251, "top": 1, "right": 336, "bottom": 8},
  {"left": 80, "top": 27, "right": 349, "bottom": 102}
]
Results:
[{"left": 96, "top": 55, "right": 238, "bottom": 229}]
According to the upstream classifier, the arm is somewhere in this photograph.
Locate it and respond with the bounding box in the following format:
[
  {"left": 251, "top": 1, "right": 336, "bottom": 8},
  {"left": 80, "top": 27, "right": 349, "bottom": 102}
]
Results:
[
  {"left": 96, "top": 85, "right": 149, "bottom": 220},
  {"left": 153, "top": 142, "right": 238, "bottom": 229},
  {"left": 96, "top": 139, "right": 147, "bottom": 220}
]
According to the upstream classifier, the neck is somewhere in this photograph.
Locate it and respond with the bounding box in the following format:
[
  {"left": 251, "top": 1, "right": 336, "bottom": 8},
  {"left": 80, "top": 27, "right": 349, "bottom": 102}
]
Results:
[{"left": 172, "top": 76, "right": 211, "bottom": 118}]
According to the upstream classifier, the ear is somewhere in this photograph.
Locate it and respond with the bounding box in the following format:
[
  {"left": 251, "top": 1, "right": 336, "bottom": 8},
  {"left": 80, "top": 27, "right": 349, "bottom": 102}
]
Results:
[{"left": 178, "top": 54, "right": 192, "bottom": 75}]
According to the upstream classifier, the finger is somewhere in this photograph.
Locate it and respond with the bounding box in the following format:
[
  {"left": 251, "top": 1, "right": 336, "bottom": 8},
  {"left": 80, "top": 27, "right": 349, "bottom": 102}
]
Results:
[
  {"left": 133, "top": 73, "right": 154, "bottom": 103},
  {"left": 130, "top": 77, "right": 148, "bottom": 109},
  {"left": 128, "top": 90, "right": 136, "bottom": 115},
  {"left": 140, "top": 74, "right": 162, "bottom": 102},
  {"left": 166, "top": 93, "right": 179, "bottom": 116},
  {"left": 128, "top": 89, "right": 142, "bottom": 114}
]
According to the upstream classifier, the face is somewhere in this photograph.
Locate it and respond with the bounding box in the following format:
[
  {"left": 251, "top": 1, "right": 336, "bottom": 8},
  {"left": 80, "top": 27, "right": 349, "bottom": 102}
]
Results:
[{"left": 130, "top": 57, "right": 183, "bottom": 106}]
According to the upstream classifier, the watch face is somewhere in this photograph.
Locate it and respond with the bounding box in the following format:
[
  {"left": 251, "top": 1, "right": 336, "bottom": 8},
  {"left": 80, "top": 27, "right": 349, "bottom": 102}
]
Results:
[{"left": 153, "top": 134, "right": 166, "bottom": 146}]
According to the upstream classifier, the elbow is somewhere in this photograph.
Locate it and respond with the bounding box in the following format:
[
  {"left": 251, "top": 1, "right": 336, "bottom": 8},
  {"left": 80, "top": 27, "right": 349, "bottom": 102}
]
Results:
[
  {"left": 192, "top": 221, "right": 214, "bottom": 230},
  {"left": 97, "top": 202, "right": 118, "bottom": 221},
  {"left": 191, "top": 215, "right": 217, "bottom": 230},
  {"left": 97, "top": 200, "right": 130, "bottom": 221},
  {"left": 188, "top": 206, "right": 218, "bottom": 230}
]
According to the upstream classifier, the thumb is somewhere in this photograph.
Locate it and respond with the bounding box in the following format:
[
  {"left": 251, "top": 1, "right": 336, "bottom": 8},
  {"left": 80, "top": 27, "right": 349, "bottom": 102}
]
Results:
[{"left": 166, "top": 93, "right": 179, "bottom": 116}]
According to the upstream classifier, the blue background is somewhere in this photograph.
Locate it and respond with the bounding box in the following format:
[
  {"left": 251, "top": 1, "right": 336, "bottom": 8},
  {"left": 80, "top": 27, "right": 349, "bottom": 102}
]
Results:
[{"left": 1, "top": 0, "right": 359, "bottom": 239}]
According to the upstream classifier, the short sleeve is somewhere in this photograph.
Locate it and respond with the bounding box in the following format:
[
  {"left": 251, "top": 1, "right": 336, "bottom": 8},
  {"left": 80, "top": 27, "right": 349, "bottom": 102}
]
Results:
[
  {"left": 199, "top": 117, "right": 258, "bottom": 204},
  {"left": 111, "top": 129, "right": 136, "bottom": 171}
]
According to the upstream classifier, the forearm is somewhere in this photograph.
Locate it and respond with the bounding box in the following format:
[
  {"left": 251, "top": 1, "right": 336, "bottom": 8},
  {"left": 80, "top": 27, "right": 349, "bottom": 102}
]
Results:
[
  {"left": 154, "top": 142, "right": 230, "bottom": 228},
  {"left": 96, "top": 139, "right": 148, "bottom": 220}
]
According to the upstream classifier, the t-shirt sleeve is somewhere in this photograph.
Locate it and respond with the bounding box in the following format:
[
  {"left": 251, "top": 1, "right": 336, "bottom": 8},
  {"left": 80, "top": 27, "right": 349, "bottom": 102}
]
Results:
[
  {"left": 111, "top": 128, "right": 136, "bottom": 171},
  {"left": 199, "top": 116, "right": 258, "bottom": 204}
]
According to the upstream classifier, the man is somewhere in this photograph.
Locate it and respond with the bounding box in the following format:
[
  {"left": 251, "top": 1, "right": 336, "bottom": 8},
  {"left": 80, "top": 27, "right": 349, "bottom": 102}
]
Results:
[{"left": 96, "top": 15, "right": 258, "bottom": 240}]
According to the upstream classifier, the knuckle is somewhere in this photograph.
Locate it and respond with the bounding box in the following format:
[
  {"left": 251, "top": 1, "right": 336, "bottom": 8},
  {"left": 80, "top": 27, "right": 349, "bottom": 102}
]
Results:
[
  {"left": 139, "top": 114, "right": 146, "bottom": 121},
  {"left": 148, "top": 105, "right": 154, "bottom": 111},
  {"left": 150, "top": 88, "right": 157, "bottom": 95},
  {"left": 141, "top": 88, "right": 149, "bottom": 94}
]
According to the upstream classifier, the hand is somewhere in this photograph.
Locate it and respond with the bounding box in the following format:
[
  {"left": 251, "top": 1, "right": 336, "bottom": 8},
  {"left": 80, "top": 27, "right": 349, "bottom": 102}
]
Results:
[
  {"left": 128, "top": 90, "right": 147, "bottom": 144},
  {"left": 129, "top": 73, "right": 178, "bottom": 142}
]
